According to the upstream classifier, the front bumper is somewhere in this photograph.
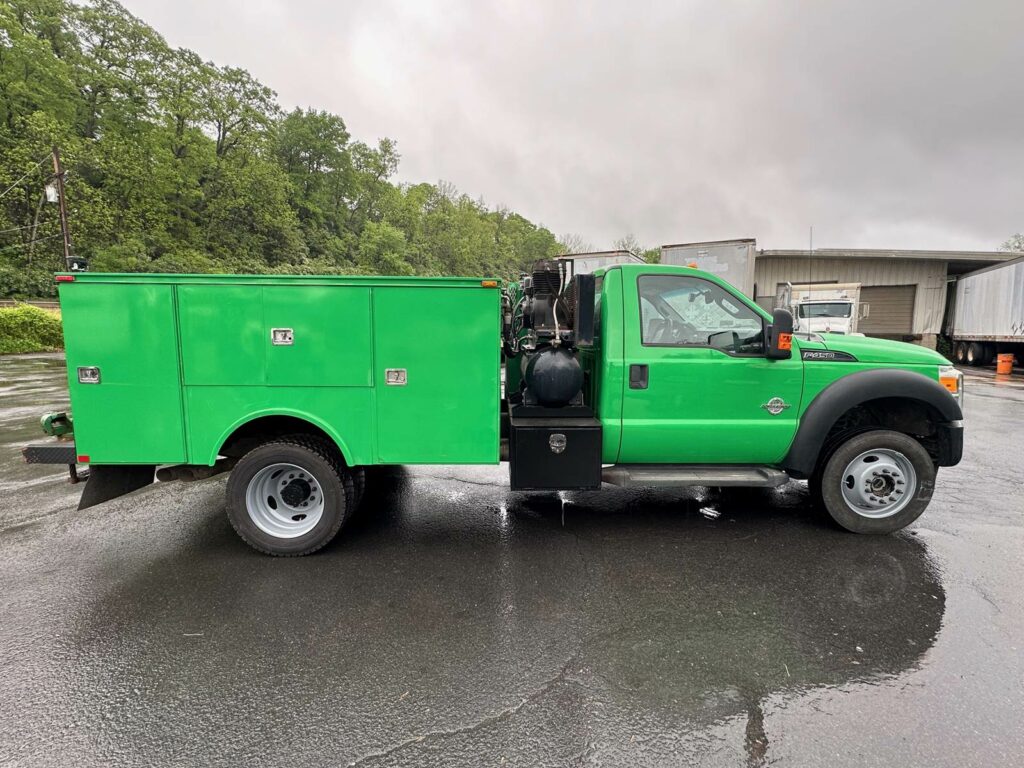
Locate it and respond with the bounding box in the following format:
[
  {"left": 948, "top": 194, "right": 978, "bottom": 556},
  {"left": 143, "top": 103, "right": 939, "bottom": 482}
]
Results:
[{"left": 936, "top": 420, "right": 964, "bottom": 466}]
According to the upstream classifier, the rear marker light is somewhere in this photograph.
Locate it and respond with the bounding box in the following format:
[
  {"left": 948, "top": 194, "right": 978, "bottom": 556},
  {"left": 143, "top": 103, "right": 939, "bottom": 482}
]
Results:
[
  {"left": 77, "top": 455, "right": 90, "bottom": 463},
  {"left": 55, "top": 275, "right": 75, "bottom": 282}
]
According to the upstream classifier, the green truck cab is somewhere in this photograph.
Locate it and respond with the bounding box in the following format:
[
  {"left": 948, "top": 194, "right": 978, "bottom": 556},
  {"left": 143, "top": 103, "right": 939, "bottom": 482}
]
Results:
[{"left": 25, "top": 262, "right": 964, "bottom": 555}]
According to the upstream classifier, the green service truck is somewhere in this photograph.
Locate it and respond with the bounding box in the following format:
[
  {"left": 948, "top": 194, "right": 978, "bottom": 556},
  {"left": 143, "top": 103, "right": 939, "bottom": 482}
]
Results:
[{"left": 24, "top": 261, "right": 964, "bottom": 555}]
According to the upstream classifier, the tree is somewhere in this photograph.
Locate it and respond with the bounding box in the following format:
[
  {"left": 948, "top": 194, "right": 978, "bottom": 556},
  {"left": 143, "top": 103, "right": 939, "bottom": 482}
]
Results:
[
  {"left": 558, "top": 233, "right": 593, "bottom": 254},
  {"left": 0, "top": 0, "right": 576, "bottom": 295},
  {"left": 203, "top": 65, "right": 277, "bottom": 158},
  {"left": 0, "top": 2, "right": 77, "bottom": 133},
  {"left": 69, "top": 0, "right": 169, "bottom": 137},
  {"left": 356, "top": 221, "right": 411, "bottom": 275},
  {"left": 1000, "top": 234, "right": 1024, "bottom": 252},
  {"left": 614, "top": 233, "right": 644, "bottom": 258},
  {"left": 274, "top": 108, "right": 353, "bottom": 233}
]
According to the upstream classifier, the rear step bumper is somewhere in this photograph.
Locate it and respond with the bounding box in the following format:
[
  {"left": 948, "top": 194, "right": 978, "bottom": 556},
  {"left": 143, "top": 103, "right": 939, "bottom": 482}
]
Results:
[
  {"left": 23, "top": 443, "right": 155, "bottom": 506},
  {"left": 22, "top": 443, "right": 77, "bottom": 465},
  {"left": 602, "top": 465, "right": 790, "bottom": 488}
]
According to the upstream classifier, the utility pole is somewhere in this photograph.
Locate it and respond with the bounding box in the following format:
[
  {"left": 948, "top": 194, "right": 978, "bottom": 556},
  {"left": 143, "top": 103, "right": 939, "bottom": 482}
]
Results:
[{"left": 51, "top": 146, "right": 74, "bottom": 270}]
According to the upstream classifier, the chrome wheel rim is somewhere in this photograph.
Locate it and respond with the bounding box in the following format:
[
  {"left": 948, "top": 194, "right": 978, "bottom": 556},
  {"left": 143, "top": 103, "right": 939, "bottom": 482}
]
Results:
[
  {"left": 245, "top": 462, "right": 325, "bottom": 538},
  {"left": 839, "top": 448, "right": 917, "bottom": 519}
]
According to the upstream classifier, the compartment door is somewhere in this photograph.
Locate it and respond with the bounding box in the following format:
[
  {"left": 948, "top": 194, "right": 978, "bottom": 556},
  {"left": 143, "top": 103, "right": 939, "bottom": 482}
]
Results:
[
  {"left": 61, "top": 283, "right": 186, "bottom": 463},
  {"left": 264, "top": 286, "right": 372, "bottom": 387},
  {"left": 373, "top": 287, "right": 500, "bottom": 463}
]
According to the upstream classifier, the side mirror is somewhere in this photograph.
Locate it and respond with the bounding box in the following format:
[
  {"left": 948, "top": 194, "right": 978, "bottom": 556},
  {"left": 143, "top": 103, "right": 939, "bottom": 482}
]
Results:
[{"left": 766, "top": 308, "right": 794, "bottom": 359}]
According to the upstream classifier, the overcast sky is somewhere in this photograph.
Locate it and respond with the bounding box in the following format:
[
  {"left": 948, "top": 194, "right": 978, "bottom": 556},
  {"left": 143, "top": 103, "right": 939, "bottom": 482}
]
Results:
[{"left": 121, "top": 0, "right": 1024, "bottom": 252}]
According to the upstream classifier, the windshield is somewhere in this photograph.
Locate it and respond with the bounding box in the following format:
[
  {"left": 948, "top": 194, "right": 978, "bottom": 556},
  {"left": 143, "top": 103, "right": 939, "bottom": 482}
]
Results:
[{"left": 797, "top": 302, "right": 852, "bottom": 319}]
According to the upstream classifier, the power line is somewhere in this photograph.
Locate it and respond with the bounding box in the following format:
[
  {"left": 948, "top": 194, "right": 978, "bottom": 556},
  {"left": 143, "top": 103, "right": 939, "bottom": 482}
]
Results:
[
  {"left": 0, "top": 233, "right": 61, "bottom": 255},
  {"left": 0, "top": 221, "right": 57, "bottom": 236},
  {"left": 0, "top": 155, "right": 51, "bottom": 201}
]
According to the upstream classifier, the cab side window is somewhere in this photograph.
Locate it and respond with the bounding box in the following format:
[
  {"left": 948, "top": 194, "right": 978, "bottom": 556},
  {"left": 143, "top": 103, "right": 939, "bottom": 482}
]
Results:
[{"left": 638, "top": 275, "right": 765, "bottom": 354}]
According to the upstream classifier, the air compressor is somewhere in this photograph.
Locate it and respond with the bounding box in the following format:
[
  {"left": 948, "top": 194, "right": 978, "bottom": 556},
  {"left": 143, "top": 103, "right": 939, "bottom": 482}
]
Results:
[{"left": 501, "top": 260, "right": 600, "bottom": 490}]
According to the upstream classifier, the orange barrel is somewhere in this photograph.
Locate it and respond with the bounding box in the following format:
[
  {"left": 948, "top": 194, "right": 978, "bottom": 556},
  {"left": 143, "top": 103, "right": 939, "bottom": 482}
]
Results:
[{"left": 996, "top": 353, "right": 1014, "bottom": 375}]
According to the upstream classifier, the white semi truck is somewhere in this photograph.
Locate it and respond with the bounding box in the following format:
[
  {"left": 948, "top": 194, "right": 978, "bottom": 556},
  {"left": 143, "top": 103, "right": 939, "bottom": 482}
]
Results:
[
  {"left": 948, "top": 254, "right": 1024, "bottom": 366},
  {"left": 780, "top": 283, "right": 863, "bottom": 335}
]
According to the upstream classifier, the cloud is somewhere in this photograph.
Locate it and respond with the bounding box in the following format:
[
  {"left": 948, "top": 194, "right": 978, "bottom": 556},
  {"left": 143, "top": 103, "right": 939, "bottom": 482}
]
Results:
[{"left": 122, "top": 0, "right": 1024, "bottom": 251}]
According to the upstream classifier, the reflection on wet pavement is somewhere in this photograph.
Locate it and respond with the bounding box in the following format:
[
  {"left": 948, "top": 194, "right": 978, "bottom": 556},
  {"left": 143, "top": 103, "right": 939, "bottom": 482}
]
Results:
[{"left": 0, "top": 354, "right": 78, "bottom": 527}]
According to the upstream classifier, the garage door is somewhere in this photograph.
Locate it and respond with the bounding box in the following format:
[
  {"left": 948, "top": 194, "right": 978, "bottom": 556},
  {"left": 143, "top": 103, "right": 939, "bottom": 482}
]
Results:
[{"left": 860, "top": 285, "right": 916, "bottom": 334}]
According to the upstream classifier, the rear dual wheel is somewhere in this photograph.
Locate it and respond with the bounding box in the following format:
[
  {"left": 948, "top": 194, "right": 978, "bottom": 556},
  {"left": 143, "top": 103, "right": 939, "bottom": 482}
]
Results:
[
  {"left": 226, "top": 436, "right": 362, "bottom": 556},
  {"left": 966, "top": 342, "right": 996, "bottom": 366},
  {"left": 810, "top": 430, "right": 936, "bottom": 534}
]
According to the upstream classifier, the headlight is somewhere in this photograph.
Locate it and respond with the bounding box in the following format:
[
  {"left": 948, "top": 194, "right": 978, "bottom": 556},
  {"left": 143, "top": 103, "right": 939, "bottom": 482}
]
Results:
[{"left": 938, "top": 365, "right": 963, "bottom": 406}]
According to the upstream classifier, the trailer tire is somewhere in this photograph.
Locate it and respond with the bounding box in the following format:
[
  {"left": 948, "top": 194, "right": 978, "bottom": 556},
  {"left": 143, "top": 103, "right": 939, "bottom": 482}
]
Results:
[
  {"left": 966, "top": 343, "right": 985, "bottom": 366},
  {"left": 818, "top": 430, "right": 935, "bottom": 534},
  {"left": 953, "top": 342, "right": 967, "bottom": 365},
  {"left": 226, "top": 436, "right": 353, "bottom": 556}
]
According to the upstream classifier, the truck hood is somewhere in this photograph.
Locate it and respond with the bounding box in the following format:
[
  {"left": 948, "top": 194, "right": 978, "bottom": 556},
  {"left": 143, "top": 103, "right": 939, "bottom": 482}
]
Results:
[{"left": 813, "top": 333, "right": 950, "bottom": 365}]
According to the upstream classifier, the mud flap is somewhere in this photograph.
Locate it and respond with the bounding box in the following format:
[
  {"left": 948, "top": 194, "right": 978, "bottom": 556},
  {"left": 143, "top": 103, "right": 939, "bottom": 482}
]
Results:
[{"left": 77, "top": 465, "right": 156, "bottom": 510}]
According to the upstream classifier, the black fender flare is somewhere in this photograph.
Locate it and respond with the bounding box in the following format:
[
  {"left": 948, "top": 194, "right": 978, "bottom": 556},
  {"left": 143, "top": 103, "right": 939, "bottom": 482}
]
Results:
[{"left": 782, "top": 368, "right": 963, "bottom": 477}]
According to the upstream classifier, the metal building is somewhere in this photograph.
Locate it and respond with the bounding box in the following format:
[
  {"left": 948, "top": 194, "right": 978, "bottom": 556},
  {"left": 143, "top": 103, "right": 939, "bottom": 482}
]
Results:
[{"left": 754, "top": 249, "right": 1012, "bottom": 346}]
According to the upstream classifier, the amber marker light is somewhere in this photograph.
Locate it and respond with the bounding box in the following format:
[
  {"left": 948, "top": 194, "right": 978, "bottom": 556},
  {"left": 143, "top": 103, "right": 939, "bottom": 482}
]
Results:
[{"left": 938, "top": 365, "right": 964, "bottom": 406}]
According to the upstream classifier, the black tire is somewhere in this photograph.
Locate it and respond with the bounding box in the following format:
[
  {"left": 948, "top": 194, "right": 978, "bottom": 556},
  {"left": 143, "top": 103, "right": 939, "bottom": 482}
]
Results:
[
  {"left": 966, "top": 342, "right": 985, "bottom": 366},
  {"left": 953, "top": 342, "right": 967, "bottom": 365},
  {"left": 818, "top": 430, "right": 936, "bottom": 534},
  {"left": 982, "top": 343, "right": 997, "bottom": 366},
  {"left": 226, "top": 436, "right": 352, "bottom": 556}
]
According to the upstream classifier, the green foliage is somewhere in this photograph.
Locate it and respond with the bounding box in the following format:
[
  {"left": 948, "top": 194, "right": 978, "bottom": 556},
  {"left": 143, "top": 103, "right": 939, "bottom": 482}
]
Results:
[
  {"left": 0, "top": 303, "right": 63, "bottom": 353},
  {"left": 0, "top": 0, "right": 563, "bottom": 298}
]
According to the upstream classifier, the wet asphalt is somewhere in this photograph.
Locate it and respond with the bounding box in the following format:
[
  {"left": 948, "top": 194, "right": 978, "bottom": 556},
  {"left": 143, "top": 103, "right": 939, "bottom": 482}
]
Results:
[{"left": 1, "top": 354, "right": 1022, "bottom": 767}]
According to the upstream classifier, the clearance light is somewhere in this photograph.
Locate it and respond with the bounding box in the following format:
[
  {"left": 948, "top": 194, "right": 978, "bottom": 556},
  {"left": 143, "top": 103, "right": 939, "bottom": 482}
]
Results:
[
  {"left": 55, "top": 275, "right": 75, "bottom": 282},
  {"left": 687, "top": 262, "right": 698, "bottom": 268},
  {"left": 938, "top": 365, "right": 963, "bottom": 406},
  {"left": 480, "top": 280, "right": 498, "bottom": 288}
]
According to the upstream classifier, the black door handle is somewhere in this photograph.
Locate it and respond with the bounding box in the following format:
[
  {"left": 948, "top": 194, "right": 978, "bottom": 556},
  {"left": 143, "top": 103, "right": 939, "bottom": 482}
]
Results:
[{"left": 629, "top": 364, "right": 649, "bottom": 389}]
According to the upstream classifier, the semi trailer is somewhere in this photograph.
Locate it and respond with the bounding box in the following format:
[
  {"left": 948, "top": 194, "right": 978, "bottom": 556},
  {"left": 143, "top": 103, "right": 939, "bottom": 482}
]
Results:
[
  {"left": 948, "top": 254, "right": 1024, "bottom": 366},
  {"left": 24, "top": 262, "right": 964, "bottom": 555}
]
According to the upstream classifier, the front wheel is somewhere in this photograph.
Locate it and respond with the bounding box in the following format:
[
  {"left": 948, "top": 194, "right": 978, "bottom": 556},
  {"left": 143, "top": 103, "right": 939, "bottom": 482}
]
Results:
[{"left": 814, "top": 430, "right": 936, "bottom": 534}]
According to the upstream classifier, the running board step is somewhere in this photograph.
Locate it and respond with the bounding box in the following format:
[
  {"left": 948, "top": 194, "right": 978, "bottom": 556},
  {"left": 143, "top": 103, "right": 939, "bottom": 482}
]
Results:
[{"left": 601, "top": 465, "right": 789, "bottom": 489}]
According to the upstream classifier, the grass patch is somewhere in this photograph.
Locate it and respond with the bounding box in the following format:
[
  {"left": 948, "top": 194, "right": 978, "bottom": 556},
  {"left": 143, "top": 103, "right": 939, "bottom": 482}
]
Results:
[{"left": 0, "top": 304, "right": 64, "bottom": 354}]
